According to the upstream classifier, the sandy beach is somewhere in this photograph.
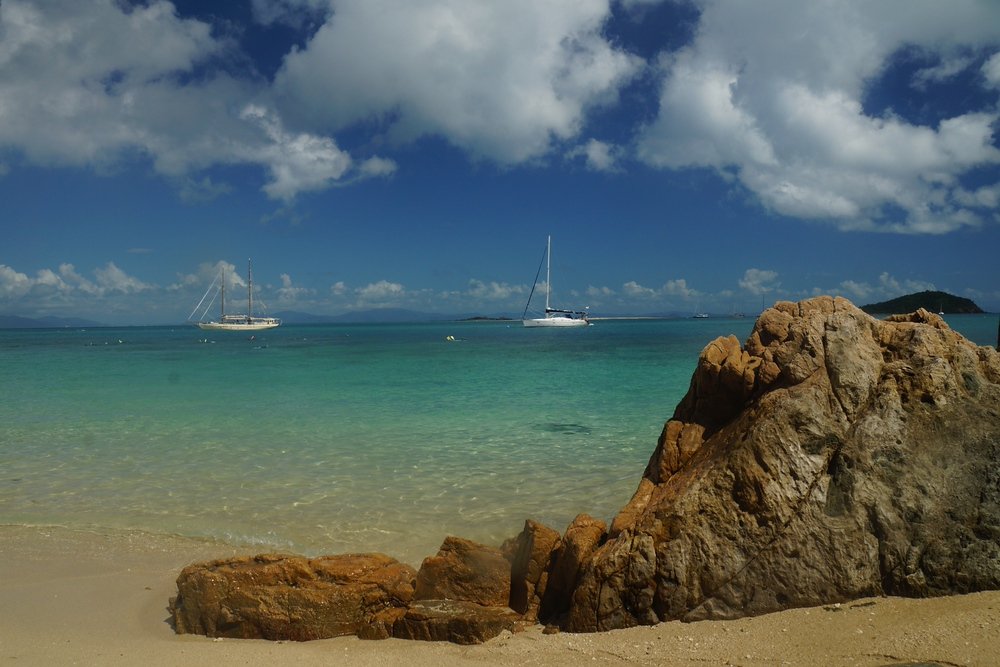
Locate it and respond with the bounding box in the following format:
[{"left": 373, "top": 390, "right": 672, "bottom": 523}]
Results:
[{"left": 1, "top": 524, "right": 998, "bottom": 666}]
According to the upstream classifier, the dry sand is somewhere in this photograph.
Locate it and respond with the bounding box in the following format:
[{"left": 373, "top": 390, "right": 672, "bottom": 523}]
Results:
[{"left": 2, "top": 524, "right": 998, "bottom": 666}]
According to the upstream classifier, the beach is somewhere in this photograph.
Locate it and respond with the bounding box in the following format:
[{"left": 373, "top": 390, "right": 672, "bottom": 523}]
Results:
[{"left": 2, "top": 524, "right": 998, "bottom": 666}]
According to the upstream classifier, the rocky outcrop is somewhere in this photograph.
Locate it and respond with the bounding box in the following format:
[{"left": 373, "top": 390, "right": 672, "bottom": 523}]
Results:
[
  {"left": 170, "top": 538, "right": 528, "bottom": 645},
  {"left": 568, "top": 297, "right": 1000, "bottom": 630},
  {"left": 171, "top": 297, "right": 1000, "bottom": 642},
  {"left": 170, "top": 553, "right": 416, "bottom": 640}
]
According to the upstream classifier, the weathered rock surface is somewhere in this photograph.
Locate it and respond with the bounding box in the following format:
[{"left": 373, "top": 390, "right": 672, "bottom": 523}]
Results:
[
  {"left": 391, "top": 599, "right": 523, "bottom": 644},
  {"left": 569, "top": 297, "right": 1000, "bottom": 630},
  {"left": 170, "top": 553, "right": 416, "bottom": 640},
  {"left": 508, "top": 519, "right": 561, "bottom": 621},
  {"left": 414, "top": 536, "right": 512, "bottom": 607}
]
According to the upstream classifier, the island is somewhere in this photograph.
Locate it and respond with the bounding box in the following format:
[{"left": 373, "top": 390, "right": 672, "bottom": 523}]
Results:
[{"left": 861, "top": 289, "right": 984, "bottom": 315}]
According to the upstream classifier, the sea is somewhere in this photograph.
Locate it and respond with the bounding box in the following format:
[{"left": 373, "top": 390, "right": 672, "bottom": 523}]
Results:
[{"left": 2, "top": 315, "right": 996, "bottom": 566}]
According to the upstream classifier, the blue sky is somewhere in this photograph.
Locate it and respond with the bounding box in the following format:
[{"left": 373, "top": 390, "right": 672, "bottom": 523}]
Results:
[{"left": 2, "top": 0, "right": 999, "bottom": 325}]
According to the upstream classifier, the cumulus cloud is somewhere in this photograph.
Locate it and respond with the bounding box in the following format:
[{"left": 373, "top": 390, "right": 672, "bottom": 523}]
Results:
[
  {"left": 275, "top": 273, "right": 314, "bottom": 303},
  {"left": 240, "top": 104, "right": 353, "bottom": 201},
  {"left": 272, "top": 0, "right": 642, "bottom": 164},
  {"left": 356, "top": 280, "right": 406, "bottom": 302},
  {"left": 0, "top": 261, "right": 153, "bottom": 316},
  {"left": 623, "top": 280, "right": 658, "bottom": 298},
  {"left": 982, "top": 52, "right": 1000, "bottom": 89},
  {"left": 0, "top": 0, "right": 393, "bottom": 201},
  {"left": 567, "top": 139, "right": 624, "bottom": 172},
  {"left": 738, "top": 268, "right": 780, "bottom": 296},
  {"left": 637, "top": 1, "right": 1000, "bottom": 233},
  {"left": 466, "top": 279, "right": 523, "bottom": 301},
  {"left": 832, "top": 272, "right": 937, "bottom": 304}
]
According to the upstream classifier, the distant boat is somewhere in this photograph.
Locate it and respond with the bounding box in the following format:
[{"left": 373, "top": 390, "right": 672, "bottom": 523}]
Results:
[
  {"left": 692, "top": 312, "right": 709, "bottom": 319},
  {"left": 522, "top": 236, "right": 590, "bottom": 328},
  {"left": 189, "top": 259, "right": 281, "bottom": 331}
]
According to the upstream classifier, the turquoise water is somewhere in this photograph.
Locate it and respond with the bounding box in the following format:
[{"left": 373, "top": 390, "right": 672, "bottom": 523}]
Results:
[{"left": 1, "top": 315, "right": 995, "bottom": 565}]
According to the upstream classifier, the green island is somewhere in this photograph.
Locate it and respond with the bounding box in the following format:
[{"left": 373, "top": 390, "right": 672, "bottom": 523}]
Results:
[{"left": 861, "top": 290, "right": 985, "bottom": 315}]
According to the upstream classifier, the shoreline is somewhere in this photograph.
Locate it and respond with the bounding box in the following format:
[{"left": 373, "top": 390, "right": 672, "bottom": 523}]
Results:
[{"left": 2, "top": 523, "right": 998, "bottom": 666}]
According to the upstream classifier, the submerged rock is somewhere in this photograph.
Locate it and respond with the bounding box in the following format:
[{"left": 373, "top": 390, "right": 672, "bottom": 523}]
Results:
[{"left": 568, "top": 297, "right": 1000, "bottom": 630}]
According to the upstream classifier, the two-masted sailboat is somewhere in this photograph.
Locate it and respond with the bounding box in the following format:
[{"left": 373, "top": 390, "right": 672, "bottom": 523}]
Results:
[
  {"left": 522, "top": 236, "right": 590, "bottom": 327},
  {"left": 189, "top": 259, "right": 281, "bottom": 331}
]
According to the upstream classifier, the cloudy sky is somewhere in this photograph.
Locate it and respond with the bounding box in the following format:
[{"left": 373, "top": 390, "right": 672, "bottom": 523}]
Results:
[{"left": 2, "top": 0, "right": 999, "bottom": 324}]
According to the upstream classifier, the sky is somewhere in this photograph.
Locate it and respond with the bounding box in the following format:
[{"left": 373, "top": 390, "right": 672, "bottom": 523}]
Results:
[{"left": 1, "top": 0, "right": 1000, "bottom": 325}]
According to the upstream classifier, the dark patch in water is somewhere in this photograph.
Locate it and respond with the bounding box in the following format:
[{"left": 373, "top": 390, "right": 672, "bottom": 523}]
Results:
[{"left": 538, "top": 423, "right": 592, "bottom": 435}]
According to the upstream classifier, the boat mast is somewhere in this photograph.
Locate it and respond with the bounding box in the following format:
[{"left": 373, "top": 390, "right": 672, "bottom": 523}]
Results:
[
  {"left": 545, "top": 235, "right": 551, "bottom": 312},
  {"left": 220, "top": 266, "right": 226, "bottom": 319},
  {"left": 247, "top": 259, "right": 253, "bottom": 317}
]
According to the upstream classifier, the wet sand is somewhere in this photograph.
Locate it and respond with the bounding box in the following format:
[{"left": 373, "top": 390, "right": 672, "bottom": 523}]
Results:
[{"left": 2, "top": 524, "right": 998, "bottom": 666}]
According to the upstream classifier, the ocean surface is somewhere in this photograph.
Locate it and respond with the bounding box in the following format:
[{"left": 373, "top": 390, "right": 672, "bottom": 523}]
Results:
[{"left": 2, "top": 314, "right": 996, "bottom": 565}]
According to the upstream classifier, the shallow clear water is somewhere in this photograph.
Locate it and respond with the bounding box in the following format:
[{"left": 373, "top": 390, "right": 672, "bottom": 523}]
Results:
[{"left": 1, "top": 314, "right": 995, "bottom": 564}]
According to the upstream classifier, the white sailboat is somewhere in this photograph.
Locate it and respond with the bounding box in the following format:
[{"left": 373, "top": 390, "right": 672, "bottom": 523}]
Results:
[
  {"left": 189, "top": 259, "right": 281, "bottom": 331},
  {"left": 522, "top": 236, "right": 590, "bottom": 328}
]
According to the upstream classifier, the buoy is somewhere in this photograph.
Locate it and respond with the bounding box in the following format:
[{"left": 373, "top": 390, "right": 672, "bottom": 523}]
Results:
[{"left": 446, "top": 335, "right": 455, "bottom": 341}]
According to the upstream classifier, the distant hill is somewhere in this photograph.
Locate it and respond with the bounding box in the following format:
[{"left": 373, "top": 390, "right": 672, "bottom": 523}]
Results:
[
  {"left": 0, "top": 314, "right": 105, "bottom": 329},
  {"left": 861, "top": 290, "right": 984, "bottom": 315}
]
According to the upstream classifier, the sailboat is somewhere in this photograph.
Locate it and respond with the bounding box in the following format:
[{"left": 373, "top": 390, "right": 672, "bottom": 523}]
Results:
[
  {"left": 522, "top": 236, "right": 590, "bottom": 327},
  {"left": 189, "top": 259, "right": 281, "bottom": 331}
]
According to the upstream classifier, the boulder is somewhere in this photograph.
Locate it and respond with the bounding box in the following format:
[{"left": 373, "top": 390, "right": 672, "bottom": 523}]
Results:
[
  {"left": 508, "top": 519, "right": 562, "bottom": 621},
  {"left": 170, "top": 553, "right": 416, "bottom": 640},
  {"left": 539, "top": 514, "right": 606, "bottom": 622},
  {"left": 568, "top": 297, "right": 1000, "bottom": 631},
  {"left": 414, "top": 536, "right": 512, "bottom": 607},
  {"left": 391, "top": 599, "right": 523, "bottom": 644}
]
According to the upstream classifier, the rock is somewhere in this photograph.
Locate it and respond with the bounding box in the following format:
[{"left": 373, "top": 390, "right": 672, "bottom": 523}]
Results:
[
  {"left": 391, "top": 599, "right": 523, "bottom": 644},
  {"left": 170, "top": 553, "right": 416, "bottom": 640},
  {"left": 568, "top": 296, "right": 1000, "bottom": 630},
  {"left": 414, "top": 536, "right": 512, "bottom": 607},
  {"left": 508, "top": 519, "right": 562, "bottom": 621},
  {"left": 539, "top": 514, "right": 606, "bottom": 622}
]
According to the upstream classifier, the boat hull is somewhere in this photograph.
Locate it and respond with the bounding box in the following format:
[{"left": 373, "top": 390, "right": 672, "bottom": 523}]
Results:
[
  {"left": 197, "top": 320, "right": 280, "bottom": 331},
  {"left": 523, "top": 317, "right": 590, "bottom": 327}
]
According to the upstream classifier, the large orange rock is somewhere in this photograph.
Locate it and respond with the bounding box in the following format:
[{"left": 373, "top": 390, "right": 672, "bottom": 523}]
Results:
[
  {"left": 414, "top": 536, "right": 512, "bottom": 607},
  {"left": 569, "top": 297, "right": 1000, "bottom": 630},
  {"left": 170, "top": 553, "right": 416, "bottom": 640}
]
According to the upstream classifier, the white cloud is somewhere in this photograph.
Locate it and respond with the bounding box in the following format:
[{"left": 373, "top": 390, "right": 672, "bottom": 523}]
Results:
[
  {"left": 94, "top": 262, "right": 152, "bottom": 293},
  {"left": 738, "top": 268, "right": 779, "bottom": 296},
  {"left": 0, "top": 265, "right": 32, "bottom": 298},
  {"left": 623, "top": 280, "right": 658, "bottom": 298},
  {"left": 466, "top": 279, "right": 523, "bottom": 301},
  {"left": 250, "top": 0, "right": 330, "bottom": 27},
  {"left": 275, "top": 273, "right": 314, "bottom": 303},
  {"left": 662, "top": 279, "right": 695, "bottom": 298},
  {"left": 272, "top": 0, "right": 642, "bottom": 164},
  {"left": 982, "top": 52, "right": 1000, "bottom": 89},
  {"left": 637, "top": 1, "right": 1000, "bottom": 234},
  {"left": 837, "top": 280, "right": 873, "bottom": 301},
  {"left": 567, "top": 139, "right": 624, "bottom": 172},
  {"left": 954, "top": 182, "right": 1000, "bottom": 209},
  {"left": 912, "top": 54, "right": 973, "bottom": 89},
  {"left": 331, "top": 281, "right": 348, "bottom": 296},
  {"left": 0, "top": 261, "right": 153, "bottom": 318},
  {"left": 0, "top": 1, "right": 393, "bottom": 201},
  {"left": 586, "top": 285, "right": 615, "bottom": 298},
  {"left": 356, "top": 280, "right": 406, "bottom": 302},
  {"left": 239, "top": 104, "right": 353, "bottom": 201}
]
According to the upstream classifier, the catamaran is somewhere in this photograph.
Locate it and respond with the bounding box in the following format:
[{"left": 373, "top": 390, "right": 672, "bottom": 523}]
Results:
[
  {"left": 522, "top": 235, "right": 590, "bottom": 327},
  {"left": 189, "top": 259, "right": 281, "bottom": 331}
]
